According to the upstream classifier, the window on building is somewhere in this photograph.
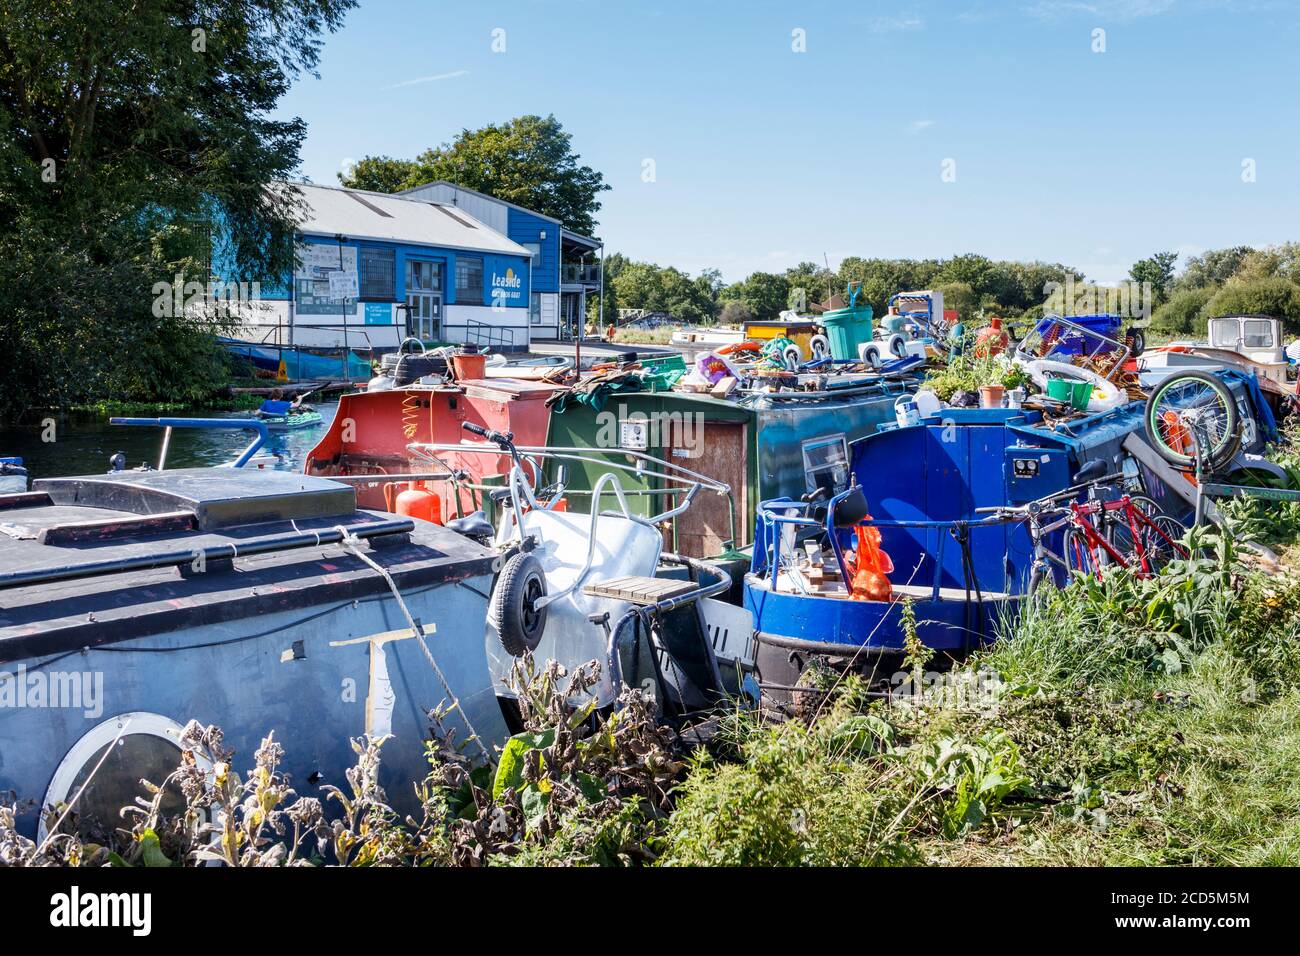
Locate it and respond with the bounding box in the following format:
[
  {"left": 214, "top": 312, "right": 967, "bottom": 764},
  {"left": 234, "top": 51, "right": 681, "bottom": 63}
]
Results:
[
  {"left": 455, "top": 256, "right": 483, "bottom": 305},
  {"left": 522, "top": 242, "right": 542, "bottom": 266},
  {"left": 359, "top": 247, "right": 395, "bottom": 300},
  {"left": 530, "top": 292, "right": 542, "bottom": 325}
]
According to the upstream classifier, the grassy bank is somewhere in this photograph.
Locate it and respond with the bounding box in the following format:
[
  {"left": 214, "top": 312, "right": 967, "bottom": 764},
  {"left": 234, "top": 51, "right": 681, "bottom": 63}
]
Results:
[{"left": 608, "top": 326, "right": 680, "bottom": 346}]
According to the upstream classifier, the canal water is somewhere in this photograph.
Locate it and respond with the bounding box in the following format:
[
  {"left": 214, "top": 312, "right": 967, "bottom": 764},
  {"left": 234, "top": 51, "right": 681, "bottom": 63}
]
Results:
[{"left": 0, "top": 404, "right": 338, "bottom": 481}]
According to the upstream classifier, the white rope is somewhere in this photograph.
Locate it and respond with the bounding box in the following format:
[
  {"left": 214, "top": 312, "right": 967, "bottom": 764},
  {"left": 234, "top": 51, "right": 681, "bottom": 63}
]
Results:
[{"left": 333, "top": 526, "right": 490, "bottom": 759}]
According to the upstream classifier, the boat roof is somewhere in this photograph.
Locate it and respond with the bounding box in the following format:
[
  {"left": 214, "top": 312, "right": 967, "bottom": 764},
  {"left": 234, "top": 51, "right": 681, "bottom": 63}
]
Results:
[{"left": 0, "top": 468, "right": 495, "bottom": 661}]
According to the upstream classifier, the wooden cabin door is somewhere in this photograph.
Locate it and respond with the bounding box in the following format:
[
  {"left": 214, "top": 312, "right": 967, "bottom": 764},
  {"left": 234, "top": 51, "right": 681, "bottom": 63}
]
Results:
[{"left": 665, "top": 420, "right": 748, "bottom": 558}]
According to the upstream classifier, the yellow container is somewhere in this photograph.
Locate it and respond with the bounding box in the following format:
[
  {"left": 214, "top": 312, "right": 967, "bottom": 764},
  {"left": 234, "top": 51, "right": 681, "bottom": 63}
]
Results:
[{"left": 742, "top": 320, "right": 816, "bottom": 358}]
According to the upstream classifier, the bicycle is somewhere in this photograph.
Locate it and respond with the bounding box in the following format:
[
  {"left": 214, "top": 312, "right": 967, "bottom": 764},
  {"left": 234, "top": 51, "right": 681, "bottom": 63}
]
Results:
[
  {"left": 977, "top": 467, "right": 1188, "bottom": 593},
  {"left": 1062, "top": 492, "right": 1188, "bottom": 578}
]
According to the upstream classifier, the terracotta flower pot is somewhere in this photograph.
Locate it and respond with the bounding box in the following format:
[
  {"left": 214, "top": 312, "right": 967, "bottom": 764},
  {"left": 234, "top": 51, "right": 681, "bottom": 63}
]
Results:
[{"left": 978, "top": 384, "right": 1006, "bottom": 409}]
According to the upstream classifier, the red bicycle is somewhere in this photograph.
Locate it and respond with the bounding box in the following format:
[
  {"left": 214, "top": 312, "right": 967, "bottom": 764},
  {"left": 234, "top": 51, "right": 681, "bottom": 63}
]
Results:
[{"left": 1063, "top": 492, "right": 1188, "bottom": 578}]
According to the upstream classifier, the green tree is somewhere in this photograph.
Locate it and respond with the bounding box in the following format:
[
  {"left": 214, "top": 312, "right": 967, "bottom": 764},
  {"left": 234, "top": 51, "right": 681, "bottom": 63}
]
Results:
[
  {"left": 1129, "top": 251, "right": 1180, "bottom": 306},
  {"left": 934, "top": 281, "right": 977, "bottom": 319},
  {"left": 0, "top": 0, "right": 355, "bottom": 422},
  {"left": 727, "top": 272, "right": 790, "bottom": 322},
  {"left": 1204, "top": 278, "right": 1300, "bottom": 333},
  {"left": 1233, "top": 243, "right": 1300, "bottom": 284},
  {"left": 342, "top": 156, "right": 422, "bottom": 194},
  {"left": 784, "top": 261, "right": 835, "bottom": 312},
  {"left": 1178, "top": 246, "right": 1254, "bottom": 289},
  {"left": 1150, "top": 286, "right": 1216, "bottom": 336},
  {"left": 341, "top": 114, "right": 609, "bottom": 235}
]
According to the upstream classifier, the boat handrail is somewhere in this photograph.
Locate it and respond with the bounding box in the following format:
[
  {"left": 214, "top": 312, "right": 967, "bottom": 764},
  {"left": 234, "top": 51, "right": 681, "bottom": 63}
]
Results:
[
  {"left": 0, "top": 518, "right": 415, "bottom": 593},
  {"left": 407, "top": 442, "right": 729, "bottom": 496},
  {"left": 408, "top": 441, "right": 735, "bottom": 551},
  {"left": 754, "top": 497, "right": 1013, "bottom": 603},
  {"left": 110, "top": 417, "right": 271, "bottom": 469}
]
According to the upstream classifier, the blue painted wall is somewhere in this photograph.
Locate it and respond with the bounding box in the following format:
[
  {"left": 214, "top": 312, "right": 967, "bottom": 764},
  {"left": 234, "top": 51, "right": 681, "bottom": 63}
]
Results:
[
  {"left": 506, "top": 208, "right": 559, "bottom": 293},
  {"left": 293, "top": 235, "right": 529, "bottom": 308}
]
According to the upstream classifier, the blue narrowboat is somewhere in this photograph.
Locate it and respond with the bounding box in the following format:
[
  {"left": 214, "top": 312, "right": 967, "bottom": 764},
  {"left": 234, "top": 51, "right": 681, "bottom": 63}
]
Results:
[{"left": 744, "top": 375, "right": 1273, "bottom": 701}]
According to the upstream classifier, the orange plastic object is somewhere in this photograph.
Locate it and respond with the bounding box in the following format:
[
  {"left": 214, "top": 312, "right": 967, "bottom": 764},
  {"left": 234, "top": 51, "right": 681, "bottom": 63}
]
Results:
[
  {"left": 975, "top": 317, "right": 1009, "bottom": 357},
  {"left": 393, "top": 481, "right": 443, "bottom": 524},
  {"left": 847, "top": 520, "right": 893, "bottom": 601},
  {"left": 718, "top": 341, "right": 761, "bottom": 355},
  {"left": 451, "top": 351, "right": 487, "bottom": 380}
]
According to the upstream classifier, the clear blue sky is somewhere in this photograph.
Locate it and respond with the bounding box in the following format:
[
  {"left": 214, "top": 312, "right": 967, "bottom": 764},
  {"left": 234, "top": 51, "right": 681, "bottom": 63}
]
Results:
[{"left": 278, "top": 0, "right": 1300, "bottom": 285}]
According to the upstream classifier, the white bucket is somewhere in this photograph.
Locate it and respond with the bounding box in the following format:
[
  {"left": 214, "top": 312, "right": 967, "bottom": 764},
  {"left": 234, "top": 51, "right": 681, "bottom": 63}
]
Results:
[{"left": 894, "top": 395, "right": 921, "bottom": 429}]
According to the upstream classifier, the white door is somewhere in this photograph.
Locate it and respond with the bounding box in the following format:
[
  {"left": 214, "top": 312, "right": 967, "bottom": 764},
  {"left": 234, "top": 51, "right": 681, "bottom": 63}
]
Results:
[{"left": 405, "top": 260, "right": 442, "bottom": 341}]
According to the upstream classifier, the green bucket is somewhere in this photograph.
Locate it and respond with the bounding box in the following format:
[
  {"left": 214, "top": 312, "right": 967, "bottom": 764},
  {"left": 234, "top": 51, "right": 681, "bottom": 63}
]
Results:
[
  {"left": 821, "top": 285, "right": 874, "bottom": 360},
  {"left": 1045, "top": 376, "right": 1093, "bottom": 410}
]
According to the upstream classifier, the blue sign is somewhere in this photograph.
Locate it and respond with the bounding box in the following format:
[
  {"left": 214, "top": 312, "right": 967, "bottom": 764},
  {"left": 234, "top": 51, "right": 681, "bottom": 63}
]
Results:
[
  {"left": 364, "top": 302, "right": 393, "bottom": 326},
  {"left": 485, "top": 254, "right": 527, "bottom": 308}
]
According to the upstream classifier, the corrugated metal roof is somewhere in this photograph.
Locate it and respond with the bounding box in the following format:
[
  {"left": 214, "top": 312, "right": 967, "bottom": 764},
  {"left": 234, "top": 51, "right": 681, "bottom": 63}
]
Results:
[{"left": 280, "top": 181, "right": 531, "bottom": 257}]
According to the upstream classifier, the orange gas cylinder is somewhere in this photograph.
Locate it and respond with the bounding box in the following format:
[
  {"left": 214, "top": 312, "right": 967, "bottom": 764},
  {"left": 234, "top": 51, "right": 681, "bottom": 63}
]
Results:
[
  {"left": 394, "top": 481, "right": 443, "bottom": 524},
  {"left": 848, "top": 521, "right": 893, "bottom": 602},
  {"left": 975, "top": 317, "right": 1009, "bottom": 357}
]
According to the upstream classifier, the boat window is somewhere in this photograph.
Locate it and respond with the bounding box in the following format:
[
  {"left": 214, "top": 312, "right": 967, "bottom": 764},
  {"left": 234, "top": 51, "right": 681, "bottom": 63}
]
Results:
[
  {"left": 40, "top": 713, "right": 199, "bottom": 844},
  {"left": 1242, "top": 319, "right": 1275, "bottom": 349},
  {"left": 802, "top": 435, "right": 850, "bottom": 497},
  {"left": 1209, "top": 318, "right": 1247, "bottom": 348}
]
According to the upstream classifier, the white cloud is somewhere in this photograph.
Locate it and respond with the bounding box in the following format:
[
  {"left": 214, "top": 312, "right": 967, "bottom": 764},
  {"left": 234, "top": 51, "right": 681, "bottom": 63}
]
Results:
[
  {"left": 385, "top": 69, "right": 469, "bottom": 90},
  {"left": 908, "top": 119, "right": 935, "bottom": 134},
  {"left": 1025, "top": 0, "right": 1175, "bottom": 20},
  {"left": 871, "top": 13, "right": 924, "bottom": 32}
]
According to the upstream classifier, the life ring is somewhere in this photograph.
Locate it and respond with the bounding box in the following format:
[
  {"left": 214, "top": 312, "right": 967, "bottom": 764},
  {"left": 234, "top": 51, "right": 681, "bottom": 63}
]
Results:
[{"left": 1022, "top": 358, "right": 1129, "bottom": 413}]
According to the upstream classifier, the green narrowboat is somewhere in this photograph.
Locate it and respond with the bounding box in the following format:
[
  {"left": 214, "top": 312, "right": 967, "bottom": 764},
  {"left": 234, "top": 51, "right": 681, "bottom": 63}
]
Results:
[{"left": 542, "top": 379, "right": 917, "bottom": 563}]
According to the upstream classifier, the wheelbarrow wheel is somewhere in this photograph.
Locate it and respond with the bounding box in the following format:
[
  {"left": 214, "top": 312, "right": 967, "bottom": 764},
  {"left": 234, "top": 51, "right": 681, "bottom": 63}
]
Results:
[{"left": 491, "top": 552, "right": 548, "bottom": 656}]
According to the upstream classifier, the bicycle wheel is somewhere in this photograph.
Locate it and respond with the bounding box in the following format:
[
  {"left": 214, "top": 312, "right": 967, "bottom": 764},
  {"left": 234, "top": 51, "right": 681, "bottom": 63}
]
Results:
[
  {"left": 1106, "top": 495, "right": 1161, "bottom": 559},
  {"left": 1062, "top": 528, "right": 1100, "bottom": 577},
  {"left": 1144, "top": 370, "right": 1240, "bottom": 470},
  {"left": 1134, "top": 514, "right": 1188, "bottom": 574}
]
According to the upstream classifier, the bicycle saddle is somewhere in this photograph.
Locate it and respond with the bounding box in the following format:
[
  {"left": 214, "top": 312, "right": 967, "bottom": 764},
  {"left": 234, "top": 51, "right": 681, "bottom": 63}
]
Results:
[{"left": 445, "top": 511, "right": 494, "bottom": 538}]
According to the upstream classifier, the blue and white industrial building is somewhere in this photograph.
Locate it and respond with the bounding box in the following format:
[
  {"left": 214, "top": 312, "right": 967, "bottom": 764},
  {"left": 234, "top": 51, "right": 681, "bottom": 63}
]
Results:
[
  {"left": 226, "top": 180, "right": 601, "bottom": 354},
  {"left": 398, "top": 180, "right": 604, "bottom": 340}
]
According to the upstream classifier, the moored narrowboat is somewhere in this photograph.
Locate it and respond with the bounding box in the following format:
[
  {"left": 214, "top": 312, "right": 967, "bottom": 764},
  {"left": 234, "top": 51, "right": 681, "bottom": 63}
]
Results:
[{"left": 0, "top": 466, "right": 508, "bottom": 840}]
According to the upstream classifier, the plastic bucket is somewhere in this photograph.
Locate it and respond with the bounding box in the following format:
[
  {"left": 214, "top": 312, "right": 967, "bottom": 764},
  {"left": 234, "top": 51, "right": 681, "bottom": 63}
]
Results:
[
  {"left": 822, "top": 305, "right": 875, "bottom": 361},
  {"left": 1046, "top": 376, "right": 1092, "bottom": 410},
  {"left": 452, "top": 351, "right": 487, "bottom": 380}
]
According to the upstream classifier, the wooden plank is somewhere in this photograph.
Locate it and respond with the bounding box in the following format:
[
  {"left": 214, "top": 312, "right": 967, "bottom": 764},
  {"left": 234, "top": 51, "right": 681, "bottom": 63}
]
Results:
[{"left": 582, "top": 575, "right": 696, "bottom": 606}]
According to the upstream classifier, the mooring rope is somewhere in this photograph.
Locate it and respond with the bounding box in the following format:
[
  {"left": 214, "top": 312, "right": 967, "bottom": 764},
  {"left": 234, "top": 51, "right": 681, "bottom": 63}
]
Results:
[{"left": 333, "top": 526, "right": 490, "bottom": 760}]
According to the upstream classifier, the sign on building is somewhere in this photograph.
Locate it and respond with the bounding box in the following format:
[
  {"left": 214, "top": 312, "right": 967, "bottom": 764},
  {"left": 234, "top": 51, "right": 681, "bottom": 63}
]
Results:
[{"left": 295, "top": 242, "right": 357, "bottom": 315}]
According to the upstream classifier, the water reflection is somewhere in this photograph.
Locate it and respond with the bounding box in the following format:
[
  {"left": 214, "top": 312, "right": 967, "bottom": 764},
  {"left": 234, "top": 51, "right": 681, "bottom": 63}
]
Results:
[{"left": 0, "top": 404, "right": 338, "bottom": 481}]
